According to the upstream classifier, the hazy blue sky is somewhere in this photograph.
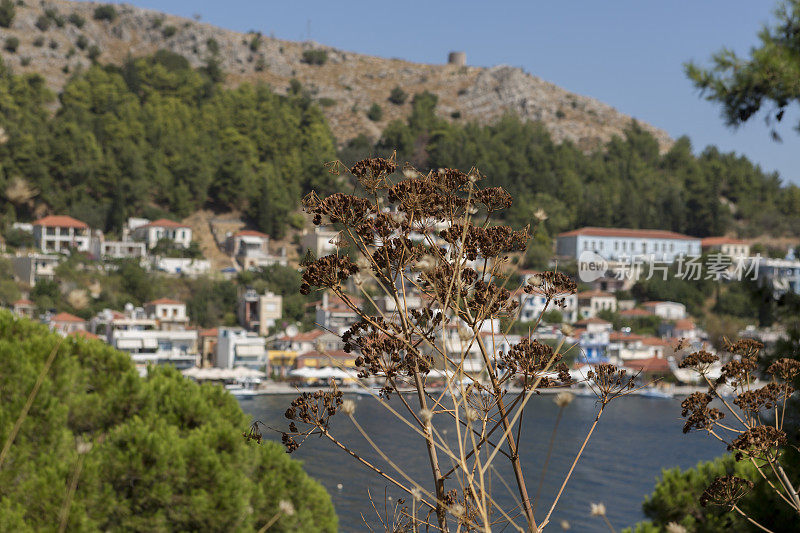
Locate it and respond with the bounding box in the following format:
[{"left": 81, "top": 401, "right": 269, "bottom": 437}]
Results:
[{"left": 104, "top": 1, "right": 799, "bottom": 184}]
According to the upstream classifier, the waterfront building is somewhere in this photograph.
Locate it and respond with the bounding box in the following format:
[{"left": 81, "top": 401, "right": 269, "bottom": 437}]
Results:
[
  {"left": 144, "top": 298, "right": 189, "bottom": 330},
  {"left": 32, "top": 215, "right": 90, "bottom": 253},
  {"left": 556, "top": 227, "right": 701, "bottom": 263},
  {"left": 215, "top": 327, "right": 268, "bottom": 370}
]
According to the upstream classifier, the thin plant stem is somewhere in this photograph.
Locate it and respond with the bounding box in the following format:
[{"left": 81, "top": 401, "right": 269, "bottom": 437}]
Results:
[
  {"left": 731, "top": 505, "right": 775, "bottom": 533},
  {"left": 57, "top": 451, "right": 86, "bottom": 533}
]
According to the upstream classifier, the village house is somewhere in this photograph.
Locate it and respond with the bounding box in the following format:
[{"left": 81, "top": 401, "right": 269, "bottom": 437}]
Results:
[
  {"left": 225, "top": 230, "right": 288, "bottom": 269},
  {"left": 144, "top": 298, "right": 189, "bottom": 330},
  {"left": 753, "top": 256, "right": 800, "bottom": 297},
  {"left": 32, "top": 215, "right": 90, "bottom": 253},
  {"left": 315, "top": 292, "right": 361, "bottom": 333},
  {"left": 576, "top": 290, "right": 617, "bottom": 319},
  {"left": 556, "top": 227, "right": 701, "bottom": 263},
  {"left": 272, "top": 329, "right": 344, "bottom": 354},
  {"left": 150, "top": 257, "right": 211, "bottom": 276},
  {"left": 132, "top": 218, "right": 192, "bottom": 249},
  {"left": 572, "top": 317, "right": 613, "bottom": 362},
  {"left": 49, "top": 312, "right": 87, "bottom": 335},
  {"left": 198, "top": 328, "right": 218, "bottom": 367},
  {"left": 641, "top": 301, "right": 686, "bottom": 320},
  {"left": 12, "top": 253, "right": 61, "bottom": 286},
  {"left": 237, "top": 289, "right": 282, "bottom": 336},
  {"left": 11, "top": 298, "right": 35, "bottom": 319},
  {"left": 89, "top": 230, "right": 147, "bottom": 260},
  {"left": 301, "top": 226, "right": 339, "bottom": 258},
  {"left": 215, "top": 327, "right": 268, "bottom": 370},
  {"left": 607, "top": 332, "right": 672, "bottom": 361},
  {"left": 517, "top": 270, "right": 578, "bottom": 323},
  {"left": 701, "top": 237, "right": 751, "bottom": 259}
]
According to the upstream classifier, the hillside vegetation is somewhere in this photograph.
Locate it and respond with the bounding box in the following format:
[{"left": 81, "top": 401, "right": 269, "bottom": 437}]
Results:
[{"left": 0, "top": 311, "right": 337, "bottom": 531}]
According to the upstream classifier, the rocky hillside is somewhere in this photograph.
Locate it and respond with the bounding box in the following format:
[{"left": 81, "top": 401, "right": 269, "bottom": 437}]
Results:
[{"left": 0, "top": 0, "right": 672, "bottom": 151}]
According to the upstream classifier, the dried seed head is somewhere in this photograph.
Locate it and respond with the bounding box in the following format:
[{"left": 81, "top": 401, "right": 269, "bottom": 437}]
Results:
[
  {"left": 76, "top": 439, "right": 92, "bottom": 455},
  {"left": 555, "top": 391, "right": 575, "bottom": 408},
  {"left": 561, "top": 324, "right": 575, "bottom": 337},
  {"left": 464, "top": 407, "right": 479, "bottom": 422},
  {"left": 529, "top": 274, "right": 543, "bottom": 287},
  {"left": 449, "top": 504, "right": 465, "bottom": 519},
  {"left": 560, "top": 520, "right": 571, "bottom": 530},
  {"left": 534, "top": 208, "right": 548, "bottom": 222},
  {"left": 665, "top": 523, "right": 687, "bottom": 533},
  {"left": 341, "top": 399, "right": 356, "bottom": 416},
  {"left": 590, "top": 502, "right": 606, "bottom": 516},
  {"left": 418, "top": 408, "right": 433, "bottom": 424},
  {"left": 279, "top": 500, "right": 296, "bottom": 516}
]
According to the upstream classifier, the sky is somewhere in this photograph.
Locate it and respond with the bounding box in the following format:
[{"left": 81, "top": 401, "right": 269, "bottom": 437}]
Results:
[{"left": 103, "top": 1, "right": 800, "bottom": 184}]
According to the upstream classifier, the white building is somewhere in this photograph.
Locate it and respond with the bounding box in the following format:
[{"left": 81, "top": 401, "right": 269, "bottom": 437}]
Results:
[
  {"left": 753, "top": 256, "right": 800, "bottom": 297},
  {"left": 556, "top": 227, "right": 701, "bottom": 263},
  {"left": 518, "top": 293, "right": 578, "bottom": 323},
  {"left": 132, "top": 219, "right": 192, "bottom": 249},
  {"left": 215, "top": 327, "right": 268, "bottom": 370},
  {"left": 112, "top": 328, "right": 199, "bottom": 375},
  {"left": 151, "top": 257, "right": 210, "bottom": 276},
  {"left": 576, "top": 290, "right": 617, "bottom": 319},
  {"left": 238, "top": 289, "right": 282, "bottom": 336},
  {"left": 641, "top": 301, "right": 686, "bottom": 320},
  {"left": 301, "top": 226, "right": 339, "bottom": 258},
  {"left": 32, "top": 215, "right": 90, "bottom": 253},
  {"left": 701, "top": 237, "right": 750, "bottom": 259},
  {"left": 225, "top": 230, "right": 287, "bottom": 269},
  {"left": 12, "top": 253, "right": 61, "bottom": 286},
  {"left": 315, "top": 292, "right": 361, "bottom": 333},
  {"left": 90, "top": 230, "right": 147, "bottom": 260},
  {"left": 144, "top": 298, "right": 189, "bottom": 330}
]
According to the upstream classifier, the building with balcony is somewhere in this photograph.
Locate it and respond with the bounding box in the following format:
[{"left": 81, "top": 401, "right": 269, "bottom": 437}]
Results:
[
  {"left": 237, "top": 289, "right": 282, "bottom": 336},
  {"left": 144, "top": 298, "right": 189, "bottom": 330},
  {"left": 132, "top": 218, "right": 192, "bottom": 249},
  {"left": 33, "top": 215, "right": 90, "bottom": 253},
  {"left": 12, "top": 253, "right": 61, "bottom": 286},
  {"left": 215, "top": 327, "right": 268, "bottom": 370}
]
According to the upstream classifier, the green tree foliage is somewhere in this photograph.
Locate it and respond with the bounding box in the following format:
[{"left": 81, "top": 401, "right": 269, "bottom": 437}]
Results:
[
  {"left": 0, "top": 313, "right": 337, "bottom": 531},
  {"left": 0, "top": 0, "right": 15, "bottom": 28},
  {"left": 3, "top": 36, "right": 18, "bottom": 53},
  {"left": 301, "top": 49, "right": 328, "bottom": 66},
  {"left": 0, "top": 52, "right": 337, "bottom": 237},
  {"left": 92, "top": 5, "right": 117, "bottom": 22},
  {"left": 370, "top": 95, "right": 796, "bottom": 239},
  {"left": 685, "top": 0, "right": 800, "bottom": 138},
  {"left": 186, "top": 278, "right": 238, "bottom": 328},
  {"left": 388, "top": 86, "right": 408, "bottom": 105},
  {"left": 367, "top": 102, "right": 383, "bottom": 121}
]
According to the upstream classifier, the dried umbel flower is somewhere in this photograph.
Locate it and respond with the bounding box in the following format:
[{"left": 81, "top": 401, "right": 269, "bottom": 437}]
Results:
[
  {"left": 440, "top": 223, "right": 528, "bottom": 260},
  {"left": 499, "top": 338, "right": 559, "bottom": 376},
  {"left": 281, "top": 388, "right": 344, "bottom": 453},
  {"left": 303, "top": 191, "right": 374, "bottom": 226},
  {"left": 699, "top": 475, "right": 754, "bottom": 508},
  {"left": 767, "top": 358, "right": 800, "bottom": 381},
  {"left": 678, "top": 350, "right": 719, "bottom": 372},
  {"left": 278, "top": 500, "right": 296, "bottom": 517},
  {"left": 589, "top": 502, "right": 606, "bottom": 516},
  {"left": 524, "top": 270, "right": 577, "bottom": 299},
  {"left": 587, "top": 364, "right": 636, "bottom": 403},
  {"left": 680, "top": 392, "right": 724, "bottom": 433},
  {"left": 474, "top": 186, "right": 513, "bottom": 212},
  {"left": 464, "top": 407, "right": 479, "bottom": 423},
  {"left": 733, "top": 382, "right": 794, "bottom": 413},
  {"left": 243, "top": 421, "right": 264, "bottom": 444},
  {"left": 350, "top": 156, "right": 397, "bottom": 192},
  {"left": 725, "top": 338, "right": 763, "bottom": 359},
  {"left": 300, "top": 255, "right": 360, "bottom": 294},
  {"left": 341, "top": 399, "right": 356, "bottom": 416},
  {"left": 728, "top": 426, "right": 787, "bottom": 460}
]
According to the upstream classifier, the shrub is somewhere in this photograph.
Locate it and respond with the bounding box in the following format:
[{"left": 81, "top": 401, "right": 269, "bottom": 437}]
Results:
[
  {"left": 388, "top": 85, "right": 407, "bottom": 105},
  {"left": 43, "top": 7, "right": 64, "bottom": 27},
  {"left": 0, "top": 0, "right": 14, "bottom": 28},
  {"left": 301, "top": 49, "right": 327, "bottom": 66},
  {"left": 206, "top": 37, "right": 219, "bottom": 55},
  {"left": 249, "top": 33, "right": 261, "bottom": 52},
  {"left": 75, "top": 34, "right": 88, "bottom": 50},
  {"left": 32, "top": 36, "right": 44, "bottom": 47},
  {"left": 3, "top": 36, "right": 18, "bottom": 53},
  {"left": 366, "top": 102, "right": 383, "bottom": 121},
  {"left": 93, "top": 5, "right": 117, "bottom": 22},
  {"left": 34, "top": 14, "right": 50, "bottom": 31},
  {"left": 161, "top": 25, "right": 177, "bottom": 38},
  {"left": 68, "top": 12, "right": 85, "bottom": 28},
  {"left": 19, "top": 56, "right": 29, "bottom": 66},
  {"left": 254, "top": 57, "right": 267, "bottom": 72},
  {"left": 318, "top": 97, "right": 336, "bottom": 108},
  {"left": 450, "top": 111, "right": 461, "bottom": 119},
  {"left": 87, "top": 44, "right": 100, "bottom": 61},
  {"left": 48, "top": 39, "right": 58, "bottom": 50},
  {"left": 0, "top": 313, "right": 338, "bottom": 531}
]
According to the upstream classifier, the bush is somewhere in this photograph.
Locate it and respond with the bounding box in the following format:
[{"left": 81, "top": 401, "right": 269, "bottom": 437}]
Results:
[
  {"left": 0, "top": 313, "right": 338, "bottom": 531},
  {"left": 206, "top": 37, "right": 219, "bottom": 55},
  {"left": 249, "top": 33, "right": 261, "bottom": 52},
  {"left": 44, "top": 8, "right": 64, "bottom": 27},
  {"left": 34, "top": 14, "right": 50, "bottom": 31},
  {"left": 388, "top": 86, "right": 407, "bottom": 105},
  {"left": 0, "top": 0, "right": 14, "bottom": 28},
  {"left": 4, "top": 227, "right": 34, "bottom": 249},
  {"left": 75, "top": 34, "right": 88, "bottom": 50},
  {"left": 68, "top": 12, "right": 85, "bottom": 28},
  {"left": 161, "top": 25, "right": 177, "bottom": 38},
  {"left": 93, "top": 4, "right": 117, "bottom": 22},
  {"left": 18, "top": 56, "right": 29, "bottom": 66},
  {"left": 3, "top": 36, "right": 18, "bottom": 52},
  {"left": 367, "top": 103, "right": 383, "bottom": 121},
  {"left": 87, "top": 44, "right": 100, "bottom": 61},
  {"left": 32, "top": 36, "right": 44, "bottom": 47},
  {"left": 301, "top": 49, "right": 327, "bottom": 66},
  {"left": 48, "top": 39, "right": 58, "bottom": 50},
  {"left": 318, "top": 97, "right": 336, "bottom": 107}
]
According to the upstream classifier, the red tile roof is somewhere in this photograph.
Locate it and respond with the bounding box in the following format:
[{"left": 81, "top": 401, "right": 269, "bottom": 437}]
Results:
[
  {"left": 674, "top": 319, "right": 696, "bottom": 330},
  {"left": 641, "top": 337, "right": 671, "bottom": 346},
  {"left": 146, "top": 298, "right": 184, "bottom": 306},
  {"left": 142, "top": 218, "right": 190, "bottom": 229},
  {"left": 574, "top": 317, "right": 611, "bottom": 326},
  {"left": 234, "top": 230, "right": 269, "bottom": 238},
  {"left": 701, "top": 237, "right": 747, "bottom": 246},
  {"left": 33, "top": 215, "right": 88, "bottom": 229},
  {"left": 642, "top": 301, "right": 682, "bottom": 307},
  {"left": 70, "top": 330, "right": 99, "bottom": 340},
  {"left": 280, "top": 329, "right": 326, "bottom": 342},
  {"left": 199, "top": 328, "right": 218, "bottom": 337},
  {"left": 558, "top": 227, "right": 698, "bottom": 241},
  {"left": 609, "top": 332, "right": 646, "bottom": 342},
  {"left": 576, "top": 290, "right": 614, "bottom": 299},
  {"left": 13, "top": 299, "right": 34, "bottom": 306},
  {"left": 619, "top": 308, "right": 653, "bottom": 317},
  {"left": 624, "top": 357, "right": 670, "bottom": 373},
  {"left": 52, "top": 312, "right": 85, "bottom": 323}
]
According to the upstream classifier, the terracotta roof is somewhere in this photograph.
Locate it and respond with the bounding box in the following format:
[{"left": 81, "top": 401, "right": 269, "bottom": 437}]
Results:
[
  {"left": 674, "top": 319, "right": 696, "bottom": 330},
  {"left": 199, "top": 328, "right": 218, "bottom": 337},
  {"left": 609, "top": 332, "right": 646, "bottom": 342},
  {"left": 52, "top": 312, "right": 85, "bottom": 323},
  {"left": 619, "top": 308, "right": 653, "bottom": 317},
  {"left": 574, "top": 317, "right": 611, "bottom": 326},
  {"left": 33, "top": 215, "right": 88, "bottom": 229},
  {"left": 701, "top": 237, "right": 747, "bottom": 246},
  {"left": 146, "top": 298, "right": 184, "bottom": 306},
  {"left": 642, "top": 301, "right": 682, "bottom": 308},
  {"left": 624, "top": 357, "right": 670, "bottom": 373},
  {"left": 558, "top": 227, "right": 698, "bottom": 241},
  {"left": 641, "top": 337, "right": 671, "bottom": 346},
  {"left": 142, "top": 218, "right": 190, "bottom": 229},
  {"left": 13, "top": 299, "right": 34, "bottom": 306},
  {"left": 280, "top": 329, "right": 326, "bottom": 342},
  {"left": 70, "top": 330, "right": 99, "bottom": 340},
  {"left": 576, "top": 290, "right": 615, "bottom": 299},
  {"left": 234, "top": 230, "right": 269, "bottom": 238}
]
